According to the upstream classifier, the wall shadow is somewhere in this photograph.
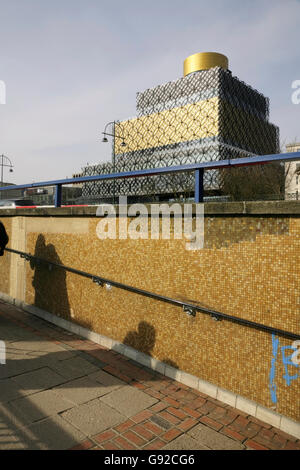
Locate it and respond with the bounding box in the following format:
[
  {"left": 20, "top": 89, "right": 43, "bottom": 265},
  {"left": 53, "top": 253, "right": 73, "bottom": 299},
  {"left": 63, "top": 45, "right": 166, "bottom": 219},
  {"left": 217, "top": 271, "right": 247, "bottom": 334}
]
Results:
[
  {"left": 0, "top": 309, "right": 182, "bottom": 450},
  {"left": 123, "top": 321, "right": 178, "bottom": 368},
  {"left": 0, "top": 220, "right": 9, "bottom": 256},
  {"left": 30, "top": 234, "right": 70, "bottom": 320}
]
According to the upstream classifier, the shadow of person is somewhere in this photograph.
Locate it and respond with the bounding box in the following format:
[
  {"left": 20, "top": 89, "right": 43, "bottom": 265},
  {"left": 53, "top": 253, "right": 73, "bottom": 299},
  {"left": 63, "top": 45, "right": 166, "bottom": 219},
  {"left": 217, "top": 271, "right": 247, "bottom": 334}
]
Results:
[
  {"left": 123, "top": 321, "right": 178, "bottom": 368},
  {"left": 0, "top": 221, "right": 9, "bottom": 256},
  {"left": 123, "top": 321, "right": 155, "bottom": 355},
  {"left": 30, "top": 234, "right": 70, "bottom": 320}
]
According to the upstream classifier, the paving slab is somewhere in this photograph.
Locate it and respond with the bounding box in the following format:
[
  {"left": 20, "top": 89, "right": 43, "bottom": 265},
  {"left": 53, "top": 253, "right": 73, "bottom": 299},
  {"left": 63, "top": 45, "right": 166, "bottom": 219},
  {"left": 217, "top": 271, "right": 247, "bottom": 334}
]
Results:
[
  {"left": 15, "top": 415, "right": 86, "bottom": 450},
  {"left": 8, "top": 340, "right": 69, "bottom": 355},
  {"left": 79, "top": 353, "right": 106, "bottom": 369},
  {"left": 88, "top": 369, "right": 126, "bottom": 395},
  {"left": 162, "top": 435, "right": 210, "bottom": 450},
  {"left": 9, "top": 389, "right": 74, "bottom": 423},
  {"left": 100, "top": 385, "right": 158, "bottom": 417},
  {"left": 54, "top": 376, "right": 112, "bottom": 405},
  {"left": 61, "top": 399, "right": 124, "bottom": 436},
  {"left": 0, "top": 433, "right": 28, "bottom": 450},
  {"left": 0, "top": 377, "right": 23, "bottom": 403},
  {"left": 37, "top": 348, "right": 79, "bottom": 365},
  {"left": 47, "top": 355, "right": 99, "bottom": 380},
  {"left": 0, "top": 354, "right": 44, "bottom": 380},
  {"left": 187, "top": 423, "right": 245, "bottom": 450},
  {"left": 0, "top": 400, "right": 36, "bottom": 428},
  {"left": 11, "top": 367, "right": 66, "bottom": 395},
  {"left": 0, "top": 325, "right": 34, "bottom": 342}
]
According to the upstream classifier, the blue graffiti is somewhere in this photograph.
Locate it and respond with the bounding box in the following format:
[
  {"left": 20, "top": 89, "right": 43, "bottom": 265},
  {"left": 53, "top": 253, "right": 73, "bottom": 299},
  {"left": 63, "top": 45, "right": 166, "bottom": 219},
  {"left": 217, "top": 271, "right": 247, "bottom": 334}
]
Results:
[
  {"left": 269, "top": 335, "right": 279, "bottom": 403},
  {"left": 269, "top": 335, "right": 299, "bottom": 404},
  {"left": 281, "top": 346, "right": 300, "bottom": 386}
]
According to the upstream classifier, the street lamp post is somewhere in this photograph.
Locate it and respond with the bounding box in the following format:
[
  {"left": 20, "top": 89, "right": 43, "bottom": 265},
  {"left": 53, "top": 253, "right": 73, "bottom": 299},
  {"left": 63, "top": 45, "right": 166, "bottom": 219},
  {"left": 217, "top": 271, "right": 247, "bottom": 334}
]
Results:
[
  {"left": 102, "top": 121, "right": 126, "bottom": 204},
  {"left": 0, "top": 154, "right": 14, "bottom": 199}
]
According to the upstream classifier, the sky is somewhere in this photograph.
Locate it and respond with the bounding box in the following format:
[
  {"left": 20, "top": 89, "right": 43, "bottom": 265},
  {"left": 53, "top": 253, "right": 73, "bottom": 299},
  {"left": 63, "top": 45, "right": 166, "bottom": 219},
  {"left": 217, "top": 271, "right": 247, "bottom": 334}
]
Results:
[{"left": 0, "top": 0, "right": 299, "bottom": 184}]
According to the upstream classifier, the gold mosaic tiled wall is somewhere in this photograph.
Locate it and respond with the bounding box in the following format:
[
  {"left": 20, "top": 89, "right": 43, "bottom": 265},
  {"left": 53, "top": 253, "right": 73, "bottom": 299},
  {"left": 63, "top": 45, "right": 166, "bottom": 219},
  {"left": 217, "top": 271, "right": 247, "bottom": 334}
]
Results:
[
  {"left": 0, "top": 217, "right": 11, "bottom": 295},
  {"left": 0, "top": 212, "right": 299, "bottom": 421}
]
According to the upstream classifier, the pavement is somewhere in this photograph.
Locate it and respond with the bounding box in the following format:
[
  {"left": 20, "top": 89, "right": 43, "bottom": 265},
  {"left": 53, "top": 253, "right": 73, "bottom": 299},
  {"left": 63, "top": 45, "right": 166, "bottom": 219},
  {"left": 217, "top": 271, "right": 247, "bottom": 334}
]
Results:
[{"left": 0, "top": 299, "right": 299, "bottom": 451}]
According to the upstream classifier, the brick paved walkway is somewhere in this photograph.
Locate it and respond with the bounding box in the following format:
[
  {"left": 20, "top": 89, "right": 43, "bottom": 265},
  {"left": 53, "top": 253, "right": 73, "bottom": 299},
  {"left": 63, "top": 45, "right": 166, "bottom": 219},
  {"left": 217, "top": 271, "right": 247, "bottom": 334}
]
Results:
[{"left": 0, "top": 300, "right": 299, "bottom": 450}]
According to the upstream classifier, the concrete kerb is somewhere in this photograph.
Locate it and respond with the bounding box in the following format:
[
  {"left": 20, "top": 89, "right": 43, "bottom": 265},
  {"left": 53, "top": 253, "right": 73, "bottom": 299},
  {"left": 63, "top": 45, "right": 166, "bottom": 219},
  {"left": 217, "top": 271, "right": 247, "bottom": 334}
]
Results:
[{"left": 0, "top": 291, "right": 299, "bottom": 440}]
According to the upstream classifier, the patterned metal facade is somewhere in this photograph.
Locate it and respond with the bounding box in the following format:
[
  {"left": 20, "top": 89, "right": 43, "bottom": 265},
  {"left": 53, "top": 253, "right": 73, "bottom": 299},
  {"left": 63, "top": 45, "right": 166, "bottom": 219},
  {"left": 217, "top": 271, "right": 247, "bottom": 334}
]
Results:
[{"left": 82, "top": 65, "right": 279, "bottom": 200}]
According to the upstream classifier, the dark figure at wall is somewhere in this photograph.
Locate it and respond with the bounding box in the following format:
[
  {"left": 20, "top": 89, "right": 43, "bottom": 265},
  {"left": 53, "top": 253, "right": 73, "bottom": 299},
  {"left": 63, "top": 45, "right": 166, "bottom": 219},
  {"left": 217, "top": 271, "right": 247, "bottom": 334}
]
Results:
[
  {"left": 123, "top": 321, "right": 178, "bottom": 368},
  {"left": 30, "top": 234, "right": 70, "bottom": 319},
  {"left": 0, "top": 222, "right": 9, "bottom": 256},
  {"left": 124, "top": 321, "right": 156, "bottom": 355}
]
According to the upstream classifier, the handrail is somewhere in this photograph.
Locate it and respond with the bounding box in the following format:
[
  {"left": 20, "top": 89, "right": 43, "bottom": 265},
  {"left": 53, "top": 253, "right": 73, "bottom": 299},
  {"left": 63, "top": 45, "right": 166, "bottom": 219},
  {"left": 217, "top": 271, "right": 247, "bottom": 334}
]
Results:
[
  {"left": 0, "top": 151, "right": 300, "bottom": 207},
  {"left": 5, "top": 247, "right": 300, "bottom": 341}
]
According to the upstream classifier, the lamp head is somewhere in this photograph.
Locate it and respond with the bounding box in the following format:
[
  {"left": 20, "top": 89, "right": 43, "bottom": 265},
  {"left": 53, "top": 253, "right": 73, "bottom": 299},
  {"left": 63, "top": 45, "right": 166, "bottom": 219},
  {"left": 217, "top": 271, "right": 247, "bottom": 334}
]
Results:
[{"left": 102, "top": 137, "right": 108, "bottom": 143}]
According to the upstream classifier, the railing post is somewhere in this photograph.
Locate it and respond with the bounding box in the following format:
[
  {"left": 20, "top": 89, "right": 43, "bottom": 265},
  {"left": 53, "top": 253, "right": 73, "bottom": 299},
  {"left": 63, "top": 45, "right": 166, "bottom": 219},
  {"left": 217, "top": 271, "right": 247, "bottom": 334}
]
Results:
[
  {"left": 54, "top": 184, "right": 62, "bottom": 208},
  {"left": 194, "top": 169, "right": 204, "bottom": 203}
]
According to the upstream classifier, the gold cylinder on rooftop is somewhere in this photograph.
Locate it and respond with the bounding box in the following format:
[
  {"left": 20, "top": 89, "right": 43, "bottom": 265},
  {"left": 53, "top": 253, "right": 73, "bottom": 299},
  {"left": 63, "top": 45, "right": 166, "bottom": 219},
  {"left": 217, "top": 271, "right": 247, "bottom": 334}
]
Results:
[{"left": 184, "top": 52, "right": 228, "bottom": 77}]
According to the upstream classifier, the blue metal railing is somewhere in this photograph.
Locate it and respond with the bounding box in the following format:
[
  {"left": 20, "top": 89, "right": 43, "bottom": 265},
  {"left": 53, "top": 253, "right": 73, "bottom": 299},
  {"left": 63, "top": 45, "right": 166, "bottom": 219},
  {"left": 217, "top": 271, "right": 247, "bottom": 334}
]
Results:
[{"left": 0, "top": 151, "right": 299, "bottom": 207}]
